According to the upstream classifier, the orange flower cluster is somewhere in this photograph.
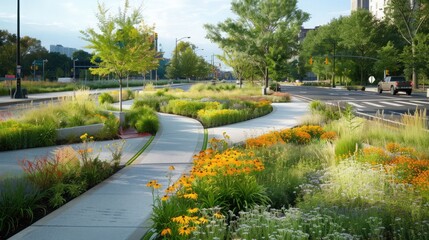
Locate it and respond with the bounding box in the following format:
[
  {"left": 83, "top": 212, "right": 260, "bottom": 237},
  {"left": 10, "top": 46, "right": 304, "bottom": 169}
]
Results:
[
  {"left": 191, "top": 148, "right": 264, "bottom": 177},
  {"left": 360, "top": 143, "right": 429, "bottom": 190},
  {"left": 361, "top": 146, "right": 390, "bottom": 165},
  {"left": 385, "top": 142, "right": 417, "bottom": 156},
  {"left": 245, "top": 125, "right": 328, "bottom": 148},
  {"left": 321, "top": 131, "right": 337, "bottom": 141},
  {"left": 390, "top": 155, "right": 429, "bottom": 183}
]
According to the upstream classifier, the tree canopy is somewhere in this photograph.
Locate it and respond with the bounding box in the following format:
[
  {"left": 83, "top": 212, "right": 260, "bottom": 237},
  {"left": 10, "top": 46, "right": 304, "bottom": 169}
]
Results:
[
  {"left": 81, "top": 0, "right": 159, "bottom": 111},
  {"left": 205, "top": 0, "right": 309, "bottom": 90}
]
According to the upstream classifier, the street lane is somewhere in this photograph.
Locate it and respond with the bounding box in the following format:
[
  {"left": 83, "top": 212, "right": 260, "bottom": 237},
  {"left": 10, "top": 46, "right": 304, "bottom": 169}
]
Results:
[{"left": 282, "top": 85, "right": 429, "bottom": 123}]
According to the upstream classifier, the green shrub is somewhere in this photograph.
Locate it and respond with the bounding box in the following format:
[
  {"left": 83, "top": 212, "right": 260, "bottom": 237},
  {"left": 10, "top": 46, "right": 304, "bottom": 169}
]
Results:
[
  {"left": 135, "top": 114, "right": 159, "bottom": 135},
  {"left": 98, "top": 92, "right": 114, "bottom": 104},
  {"left": 133, "top": 94, "right": 174, "bottom": 111},
  {"left": 309, "top": 100, "right": 341, "bottom": 121},
  {"left": 0, "top": 121, "right": 56, "bottom": 151},
  {"left": 96, "top": 113, "right": 119, "bottom": 140},
  {"left": 126, "top": 106, "right": 154, "bottom": 127},
  {"left": 79, "top": 157, "right": 114, "bottom": 189},
  {"left": 161, "top": 100, "right": 220, "bottom": 118},
  {"left": 126, "top": 106, "right": 159, "bottom": 135},
  {"left": 198, "top": 109, "right": 244, "bottom": 127}
]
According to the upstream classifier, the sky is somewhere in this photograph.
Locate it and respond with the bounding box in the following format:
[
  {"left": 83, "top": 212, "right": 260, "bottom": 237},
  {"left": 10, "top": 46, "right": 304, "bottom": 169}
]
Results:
[{"left": 0, "top": 0, "right": 350, "bottom": 67}]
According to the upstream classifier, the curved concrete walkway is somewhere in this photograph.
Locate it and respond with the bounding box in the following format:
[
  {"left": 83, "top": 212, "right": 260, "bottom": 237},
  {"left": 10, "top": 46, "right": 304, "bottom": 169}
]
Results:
[{"left": 8, "top": 98, "right": 308, "bottom": 240}]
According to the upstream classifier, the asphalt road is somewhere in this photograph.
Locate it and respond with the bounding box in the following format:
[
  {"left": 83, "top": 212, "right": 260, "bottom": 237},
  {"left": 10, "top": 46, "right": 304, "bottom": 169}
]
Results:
[{"left": 282, "top": 85, "right": 429, "bottom": 123}]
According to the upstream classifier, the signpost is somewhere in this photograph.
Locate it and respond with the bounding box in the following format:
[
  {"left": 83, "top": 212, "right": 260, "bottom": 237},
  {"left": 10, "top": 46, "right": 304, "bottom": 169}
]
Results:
[{"left": 368, "top": 76, "right": 375, "bottom": 84}]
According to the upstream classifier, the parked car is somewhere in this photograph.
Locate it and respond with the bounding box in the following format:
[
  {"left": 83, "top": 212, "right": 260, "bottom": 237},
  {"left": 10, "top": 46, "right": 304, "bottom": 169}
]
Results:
[{"left": 377, "top": 76, "right": 412, "bottom": 95}]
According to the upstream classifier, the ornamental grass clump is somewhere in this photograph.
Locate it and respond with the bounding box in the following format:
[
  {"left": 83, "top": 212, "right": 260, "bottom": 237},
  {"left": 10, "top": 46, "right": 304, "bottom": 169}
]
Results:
[
  {"left": 126, "top": 105, "right": 159, "bottom": 135},
  {"left": 97, "top": 89, "right": 134, "bottom": 105},
  {"left": 0, "top": 178, "right": 44, "bottom": 238},
  {"left": 253, "top": 143, "right": 331, "bottom": 208}
]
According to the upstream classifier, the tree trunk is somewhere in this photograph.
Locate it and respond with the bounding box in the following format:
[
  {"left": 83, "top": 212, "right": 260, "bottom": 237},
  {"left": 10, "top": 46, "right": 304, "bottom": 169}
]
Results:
[
  {"left": 412, "top": 42, "right": 418, "bottom": 89},
  {"left": 119, "top": 78, "right": 123, "bottom": 112}
]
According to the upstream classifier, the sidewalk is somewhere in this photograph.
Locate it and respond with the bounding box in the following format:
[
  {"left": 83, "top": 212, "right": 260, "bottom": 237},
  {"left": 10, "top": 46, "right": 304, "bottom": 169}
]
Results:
[{"left": 8, "top": 98, "right": 309, "bottom": 240}]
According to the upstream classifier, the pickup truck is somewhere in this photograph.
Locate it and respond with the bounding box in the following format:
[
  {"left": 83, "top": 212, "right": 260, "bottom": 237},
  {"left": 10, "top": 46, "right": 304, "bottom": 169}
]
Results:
[{"left": 377, "top": 76, "right": 413, "bottom": 95}]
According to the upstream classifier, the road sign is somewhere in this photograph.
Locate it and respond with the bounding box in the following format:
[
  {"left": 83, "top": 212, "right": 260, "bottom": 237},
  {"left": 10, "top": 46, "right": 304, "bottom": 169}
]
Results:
[
  {"left": 368, "top": 76, "right": 375, "bottom": 84},
  {"left": 32, "top": 60, "right": 44, "bottom": 66}
]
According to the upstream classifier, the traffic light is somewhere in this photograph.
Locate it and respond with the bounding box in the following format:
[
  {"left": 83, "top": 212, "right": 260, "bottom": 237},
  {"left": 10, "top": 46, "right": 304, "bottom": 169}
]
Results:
[
  {"left": 324, "top": 57, "right": 329, "bottom": 65},
  {"left": 309, "top": 56, "right": 313, "bottom": 65},
  {"left": 385, "top": 69, "right": 389, "bottom": 76}
]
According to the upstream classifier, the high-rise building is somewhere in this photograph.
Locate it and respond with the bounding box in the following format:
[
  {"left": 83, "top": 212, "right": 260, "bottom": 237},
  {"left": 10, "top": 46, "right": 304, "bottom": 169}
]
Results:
[
  {"left": 351, "top": 0, "right": 370, "bottom": 11},
  {"left": 369, "top": 0, "right": 389, "bottom": 19},
  {"left": 50, "top": 44, "right": 77, "bottom": 59}
]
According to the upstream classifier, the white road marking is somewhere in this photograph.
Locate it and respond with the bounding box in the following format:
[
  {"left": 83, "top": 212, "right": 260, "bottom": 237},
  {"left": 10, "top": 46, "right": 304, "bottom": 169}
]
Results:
[
  {"left": 380, "top": 101, "right": 403, "bottom": 107},
  {"left": 411, "top": 100, "right": 429, "bottom": 105},
  {"left": 363, "top": 102, "right": 384, "bottom": 107},
  {"left": 397, "top": 101, "right": 421, "bottom": 106},
  {"left": 347, "top": 102, "right": 365, "bottom": 108}
]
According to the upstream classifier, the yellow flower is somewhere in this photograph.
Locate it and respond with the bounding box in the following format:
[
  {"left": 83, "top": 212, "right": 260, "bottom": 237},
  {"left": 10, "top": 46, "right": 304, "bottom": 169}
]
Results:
[
  {"left": 214, "top": 212, "right": 224, "bottom": 219},
  {"left": 199, "top": 217, "right": 208, "bottom": 224},
  {"left": 160, "top": 228, "right": 171, "bottom": 236},
  {"left": 80, "top": 133, "right": 88, "bottom": 140},
  {"left": 178, "top": 226, "right": 195, "bottom": 236},
  {"left": 161, "top": 195, "right": 169, "bottom": 201},
  {"left": 172, "top": 215, "right": 191, "bottom": 225},
  {"left": 146, "top": 180, "right": 157, "bottom": 187},
  {"left": 187, "top": 208, "right": 199, "bottom": 214},
  {"left": 153, "top": 183, "right": 162, "bottom": 189},
  {"left": 169, "top": 165, "right": 175, "bottom": 171},
  {"left": 183, "top": 192, "right": 198, "bottom": 200}
]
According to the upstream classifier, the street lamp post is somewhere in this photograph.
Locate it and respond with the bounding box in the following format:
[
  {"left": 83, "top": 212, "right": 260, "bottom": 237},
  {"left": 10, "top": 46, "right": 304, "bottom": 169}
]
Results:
[
  {"left": 42, "top": 59, "right": 48, "bottom": 81},
  {"left": 13, "top": 0, "right": 24, "bottom": 98},
  {"left": 175, "top": 36, "right": 190, "bottom": 79},
  {"left": 73, "top": 59, "right": 79, "bottom": 81}
]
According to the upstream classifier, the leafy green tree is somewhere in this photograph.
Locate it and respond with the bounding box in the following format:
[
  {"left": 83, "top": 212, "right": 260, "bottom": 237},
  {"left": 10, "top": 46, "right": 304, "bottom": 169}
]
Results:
[
  {"left": 300, "top": 18, "right": 345, "bottom": 83},
  {"left": 81, "top": 0, "right": 159, "bottom": 111},
  {"left": 205, "top": 0, "right": 308, "bottom": 94},
  {"left": 72, "top": 50, "right": 92, "bottom": 62},
  {"left": 218, "top": 49, "right": 261, "bottom": 86},
  {"left": 386, "top": 0, "right": 429, "bottom": 88},
  {"left": 0, "top": 30, "right": 47, "bottom": 77},
  {"left": 195, "top": 56, "right": 211, "bottom": 79},
  {"left": 166, "top": 42, "right": 208, "bottom": 79},
  {"left": 374, "top": 41, "right": 401, "bottom": 78},
  {"left": 340, "top": 10, "right": 379, "bottom": 85}
]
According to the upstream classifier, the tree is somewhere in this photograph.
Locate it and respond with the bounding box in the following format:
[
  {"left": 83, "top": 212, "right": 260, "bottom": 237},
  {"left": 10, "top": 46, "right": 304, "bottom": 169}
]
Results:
[
  {"left": 205, "top": 0, "right": 308, "bottom": 94},
  {"left": 340, "top": 10, "right": 379, "bottom": 85},
  {"left": 0, "top": 30, "right": 47, "bottom": 77},
  {"left": 386, "top": 0, "right": 429, "bottom": 88},
  {"left": 374, "top": 41, "right": 401, "bottom": 77},
  {"left": 218, "top": 49, "right": 261, "bottom": 87},
  {"left": 166, "top": 42, "right": 208, "bottom": 79},
  {"left": 81, "top": 0, "right": 159, "bottom": 111}
]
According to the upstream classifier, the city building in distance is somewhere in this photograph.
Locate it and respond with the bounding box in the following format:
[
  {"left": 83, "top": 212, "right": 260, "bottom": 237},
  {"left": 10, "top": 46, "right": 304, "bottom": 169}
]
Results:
[
  {"left": 50, "top": 44, "right": 77, "bottom": 59},
  {"left": 351, "top": 0, "right": 370, "bottom": 11}
]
